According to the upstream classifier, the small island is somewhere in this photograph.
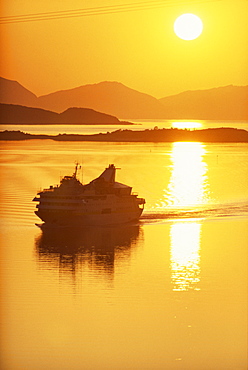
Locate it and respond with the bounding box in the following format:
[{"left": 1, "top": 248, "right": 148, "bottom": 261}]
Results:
[{"left": 1, "top": 127, "right": 248, "bottom": 143}]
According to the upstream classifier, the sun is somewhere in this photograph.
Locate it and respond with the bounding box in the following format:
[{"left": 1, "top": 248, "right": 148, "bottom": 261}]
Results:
[{"left": 174, "top": 13, "right": 203, "bottom": 40}]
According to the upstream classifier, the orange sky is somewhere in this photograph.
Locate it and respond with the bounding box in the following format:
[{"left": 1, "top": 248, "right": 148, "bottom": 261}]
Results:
[{"left": 1, "top": 0, "right": 247, "bottom": 97}]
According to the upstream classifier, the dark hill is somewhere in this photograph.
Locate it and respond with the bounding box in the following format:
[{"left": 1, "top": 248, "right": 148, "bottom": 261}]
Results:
[
  {"left": 0, "top": 104, "right": 58, "bottom": 124},
  {"left": 58, "top": 107, "right": 120, "bottom": 124},
  {"left": 0, "top": 103, "right": 128, "bottom": 124}
]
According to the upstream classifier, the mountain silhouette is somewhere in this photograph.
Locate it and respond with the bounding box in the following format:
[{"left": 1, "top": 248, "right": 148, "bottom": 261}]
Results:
[
  {"left": 159, "top": 85, "right": 248, "bottom": 120},
  {"left": 0, "top": 77, "right": 38, "bottom": 107},
  {"left": 37, "top": 81, "right": 167, "bottom": 118},
  {"left": 0, "top": 103, "right": 126, "bottom": 124},
  {"left": 1, "top": 77, "right": 247, "bottom": 120}
]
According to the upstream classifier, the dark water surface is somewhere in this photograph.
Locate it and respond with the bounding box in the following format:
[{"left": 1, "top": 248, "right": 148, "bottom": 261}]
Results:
[{"left": 1, "top": 140, "right": 247, "bottom": 370}]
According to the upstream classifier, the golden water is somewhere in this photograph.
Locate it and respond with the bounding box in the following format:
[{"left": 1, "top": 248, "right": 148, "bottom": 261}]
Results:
[{"left": 1, "top": 140, "right": 247, "bottom": 369}]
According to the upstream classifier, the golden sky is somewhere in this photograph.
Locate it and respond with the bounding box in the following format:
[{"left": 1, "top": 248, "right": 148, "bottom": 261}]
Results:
[{"left": 1, "top": 0, "right": 247, "bottom": 97}]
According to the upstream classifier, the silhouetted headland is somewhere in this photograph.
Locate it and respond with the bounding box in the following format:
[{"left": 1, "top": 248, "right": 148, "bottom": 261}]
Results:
[
  {"left": 1, "top": 127, "right": 248, "bottom": 142},
  {"left": 0, "top": 103, "right": 132, "bottom": 125}
]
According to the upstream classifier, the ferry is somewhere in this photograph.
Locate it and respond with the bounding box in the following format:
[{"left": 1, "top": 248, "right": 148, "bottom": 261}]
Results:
[{"left": 33, "top": 164, "right": 145, "bottom": 226}]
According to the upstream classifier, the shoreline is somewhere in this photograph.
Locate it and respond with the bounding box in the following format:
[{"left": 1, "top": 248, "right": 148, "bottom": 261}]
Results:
[{"left": 1, "top": 127, "right": 248, "bottom": 143}]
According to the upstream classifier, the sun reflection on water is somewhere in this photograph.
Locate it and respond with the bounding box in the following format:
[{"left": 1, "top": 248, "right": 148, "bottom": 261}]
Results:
[
  {"left": 166, "top": 142, "right": 209, "bottom": 291},
  {"left": 166, "top": 142, "right": 209, "bottom": 208},
  {"left": 170, "top": 221, "right": 201, "bottom": 291}
]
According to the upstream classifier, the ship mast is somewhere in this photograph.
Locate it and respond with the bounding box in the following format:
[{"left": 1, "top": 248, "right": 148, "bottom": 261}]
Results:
[{"left": 73, "top": 162, "right": 80, "bottom": 179}]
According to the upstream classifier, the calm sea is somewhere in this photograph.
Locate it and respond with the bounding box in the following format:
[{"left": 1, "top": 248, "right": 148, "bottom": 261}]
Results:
[{"left": 1, "top": 129, "right": 247, "bottom": 369}]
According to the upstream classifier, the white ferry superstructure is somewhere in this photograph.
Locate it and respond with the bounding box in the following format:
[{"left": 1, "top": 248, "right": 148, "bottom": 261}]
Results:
[{"left": 33, "top": 164, "right": 145, "bottom": 226}]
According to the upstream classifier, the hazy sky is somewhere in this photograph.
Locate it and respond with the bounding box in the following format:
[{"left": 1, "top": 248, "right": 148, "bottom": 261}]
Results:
[{"left": 1, "top": 0, "right": 247, "bottom": 97}]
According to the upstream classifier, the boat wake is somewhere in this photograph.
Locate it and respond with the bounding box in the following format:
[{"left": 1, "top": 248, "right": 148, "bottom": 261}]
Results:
[{"left": 141, "top": 201, "right": 248, "bottom": 223}]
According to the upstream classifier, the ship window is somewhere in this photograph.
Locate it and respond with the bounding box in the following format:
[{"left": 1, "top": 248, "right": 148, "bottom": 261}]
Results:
[{"left": 101, "top": 208, "right": 112, "bottom": 214}]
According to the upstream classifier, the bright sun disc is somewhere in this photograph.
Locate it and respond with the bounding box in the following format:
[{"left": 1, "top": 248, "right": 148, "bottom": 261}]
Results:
[{"left": 174, "top": 13, "right": 203, "bottom": 40}]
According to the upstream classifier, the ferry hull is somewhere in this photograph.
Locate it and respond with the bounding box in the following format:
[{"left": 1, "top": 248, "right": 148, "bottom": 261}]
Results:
[{"left": 35, "top": 208, "right": 143, "bottom": 226}]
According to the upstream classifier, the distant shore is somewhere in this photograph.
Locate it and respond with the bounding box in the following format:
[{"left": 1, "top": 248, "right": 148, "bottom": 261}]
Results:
[{"left": 1, "top": 128, "right": 248, "bottom": 143}]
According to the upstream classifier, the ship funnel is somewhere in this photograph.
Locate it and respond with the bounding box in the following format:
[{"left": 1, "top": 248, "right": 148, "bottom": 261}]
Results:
[{"left": 98, "top": 164, "right": 117, "bottom": 183}]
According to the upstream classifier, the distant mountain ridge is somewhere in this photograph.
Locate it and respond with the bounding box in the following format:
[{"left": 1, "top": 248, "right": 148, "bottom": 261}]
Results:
[
  {"left": 0, "top": 103, "right": 125, "bottom": 124},
  {"left": 0, "top": 77, "right": 38, "bottom": 107},
  {"left": 159, "top": 85, "right": 248, "bottom": 120},
  {"left": 37, "top": 81, "right": 167, "bottom": 118},
  {"left": 0, "top": 77, "right": 247, "bottom": 120}
]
